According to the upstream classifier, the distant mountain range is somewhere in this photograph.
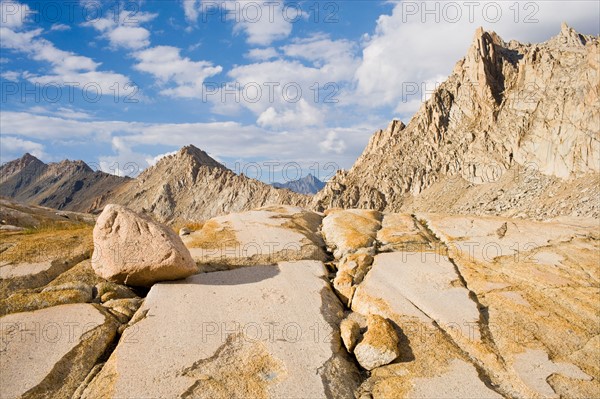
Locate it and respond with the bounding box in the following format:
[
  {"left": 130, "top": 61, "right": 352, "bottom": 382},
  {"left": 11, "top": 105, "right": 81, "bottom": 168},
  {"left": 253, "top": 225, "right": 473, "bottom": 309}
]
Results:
[
  {"left": 0, "top": 146, "right": 308, "bottom": 223},
  {"left": 0, "top": 153, "right": 127, "bottom": 212},
  {"left": 272, "top": 174, "right": 325, "bottom": 195}
]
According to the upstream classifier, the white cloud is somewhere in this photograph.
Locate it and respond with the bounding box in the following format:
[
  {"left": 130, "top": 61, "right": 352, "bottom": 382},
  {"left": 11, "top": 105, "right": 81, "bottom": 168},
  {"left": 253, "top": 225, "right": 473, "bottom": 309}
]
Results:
[
  {"left": 210, "top": 35, "right": 359, "bottom": 128},
  {"left": 27, "top": 105, "right": 94, "bottom": 120},
  {"left": 134, "top": 45, "right": 222, "bottom": 98},
  {"left": 229, "top": 1, "right": 293, "bottom": 46},
  {"left": 0, "top": 11, "right": 136, "bottom": 98},
  {"left": 182, "top": 0, "right": 201, "bottom": 23},
  {"left": 1, "top": 110, "right": 376, "bottom": 175},
  {"left": 0, "top": 136, "right": 47, "bottom": 163},
  {"left": 182, "top": 0, "right": 294, "bottom": 45},
  {"left": 0, "top": 0, "right": 31, "bottom": 29},
  {"left": 50, "top": 23, "right": 71, "bottom": 32},
  {"left": 83, "top": 10, "right": 157, "bottom": 50},
  {"left": 1, "top": 70, "right": 20, "bottom": 82},
  {"left": 257, "top": 99, "right": 324, "bottom": 129},
  {"left": 319, "top": 131, "right": 346, "bottom": 155},
  {"left": 245, "top": 47, "right": 279, "bottom": 61}
]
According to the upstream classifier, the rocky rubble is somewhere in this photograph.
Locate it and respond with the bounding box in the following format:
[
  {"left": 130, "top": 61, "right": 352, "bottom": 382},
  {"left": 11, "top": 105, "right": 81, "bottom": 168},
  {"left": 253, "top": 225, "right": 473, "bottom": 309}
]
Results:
[{"left": 320, "top": 209, "right": 599, "bottom": 398}]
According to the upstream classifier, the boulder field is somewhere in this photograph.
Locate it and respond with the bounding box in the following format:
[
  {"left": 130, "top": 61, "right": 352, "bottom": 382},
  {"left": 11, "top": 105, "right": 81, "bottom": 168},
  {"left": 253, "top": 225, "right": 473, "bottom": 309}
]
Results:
[{"left": 0, "top": 204, "right": 598, "bottom": 398}]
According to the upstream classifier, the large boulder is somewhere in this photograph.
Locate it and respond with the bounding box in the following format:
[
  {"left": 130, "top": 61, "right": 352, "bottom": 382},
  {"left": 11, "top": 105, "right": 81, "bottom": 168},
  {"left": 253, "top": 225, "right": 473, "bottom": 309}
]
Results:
[
  {"left": 92, "top": 204, "right": 197, "bottom": 286},
  {"left": 80, "top": 261, "right": 359, "bottom": 399}
]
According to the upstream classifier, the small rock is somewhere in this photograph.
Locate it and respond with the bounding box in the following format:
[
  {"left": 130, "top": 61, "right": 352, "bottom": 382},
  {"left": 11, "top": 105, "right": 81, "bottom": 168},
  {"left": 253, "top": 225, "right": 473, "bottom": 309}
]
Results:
[
  {"left": 340, "top": 317, "right": 361, "bottom": 353},
  {"left": 333, "top": 271, "right": 355, "bottom": 306},
  {"left": 496, "top": 222, "right": 508, "bottom": 238},
  {"left": 103, "top": 298, "right": 143, "bottom": 323},
  {"left": 354, "top": 315, "right": 400, "bottom": 370},
  {"left": 95, "top": 282, "right": 137, "bottom": 303},
  {"left": 0, "top": 225, "right": 24, "bottom": 232},
  {"left": 179, "top": 227, "right": 191, "bottom": 236}
]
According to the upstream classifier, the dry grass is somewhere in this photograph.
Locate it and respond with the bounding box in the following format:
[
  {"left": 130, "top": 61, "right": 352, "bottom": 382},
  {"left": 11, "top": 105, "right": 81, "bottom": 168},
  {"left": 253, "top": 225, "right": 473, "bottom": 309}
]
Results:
[
  {"left": 186, "top": 220, "right": 239, "bottom": 249},
  {"left": 22, "top": 221, "right": 91, "bottom": 235},
  {"left": 0, "top": 225, "right": 93, "bottom": 264}
]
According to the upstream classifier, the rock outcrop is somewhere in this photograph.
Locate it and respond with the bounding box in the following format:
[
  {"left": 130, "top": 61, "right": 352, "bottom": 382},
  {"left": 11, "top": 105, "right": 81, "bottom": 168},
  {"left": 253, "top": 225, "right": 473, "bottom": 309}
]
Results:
[
  {"left": 92, "top": 204, "right": 197, "bottom": 286},
  {"left": 314, "top": 25, "right": 600, "bottom": 219},
  {"left": 320, "top": 209, "right": 599, "bottom": 398},
  {"left": 0, "top": 304, "right": 119, "bottom": 399},
  {"left": 182, "top": 205, "right": 327, "bottom": 271},
  {"left": 79, "top": 261, "right": 359, "bottom": 399},
  {"left": 353, "top": 314, "right": 401, "bottom": 370}
]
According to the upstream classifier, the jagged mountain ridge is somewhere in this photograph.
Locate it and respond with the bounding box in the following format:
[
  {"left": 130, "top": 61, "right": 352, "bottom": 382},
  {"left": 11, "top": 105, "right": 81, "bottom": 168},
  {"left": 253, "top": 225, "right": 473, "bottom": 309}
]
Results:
[
  {"left": 313, "top": 24, "right": 600, "bottom": 219},
  {"left": 98, "top": 145, "right": 310, "bottom": 223},
  {"left": 272, "top": 174, "right": 326, "bottom": 195},
  {"left": 0, "top": 154, "right": 128, "bottom": 212}
]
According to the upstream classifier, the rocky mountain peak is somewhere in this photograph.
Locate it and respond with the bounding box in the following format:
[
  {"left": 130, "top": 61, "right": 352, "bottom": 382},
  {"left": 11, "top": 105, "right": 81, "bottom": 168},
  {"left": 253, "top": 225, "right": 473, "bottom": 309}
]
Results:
[
  {"left": 176, "top": 145, "right": 226, "bottom": 170},
  {"left": 0, "top": 153, "right": 46, "bottom": 182},
  {"left": 547, "top": 22, "right": 589, "bottom": 47},
  {"left": 314, "top": 25, "right": 600, "bottom": 218},
  {"left": 52, "top": 159, "right": 93, "bottom": 174}
]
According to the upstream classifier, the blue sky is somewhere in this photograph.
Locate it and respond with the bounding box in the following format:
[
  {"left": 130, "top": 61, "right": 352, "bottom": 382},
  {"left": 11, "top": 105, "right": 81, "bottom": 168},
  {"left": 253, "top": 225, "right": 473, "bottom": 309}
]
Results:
[{"left": 1, "top": 0, "right": 598, "bottom": 183}]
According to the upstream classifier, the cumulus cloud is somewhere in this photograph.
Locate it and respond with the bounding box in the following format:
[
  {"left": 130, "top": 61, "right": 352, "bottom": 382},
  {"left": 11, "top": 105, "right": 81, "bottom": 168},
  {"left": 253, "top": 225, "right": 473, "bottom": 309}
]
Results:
[
  {"left": 211, "top": 34, "right": 359, "bottom": 128},
  {"left": 257, "top": 99, "right": 324, "bottom": 129},
  {"left": 0, "top": 136, "right": 47, "bottom": 163},
  {"left": 319, "top": 131, "right": 346, "bottom": 155},
  {"left": 133, "top": 45, "right": 222, "bottom": 98},
  {"left": 245, "top": 47, "right": 279, "bottom": 61},
  {"left": 0, "top": 0, "right": 30, "bottom": 29},
  {"left": 182, "top": 0, "right": 294, "bottom": 45},
  {"left": 83, "top": 10, "right": 157, "bottom": 50},
  {"left": 0, "top": 2, "right": 136, "bottom": 98}
]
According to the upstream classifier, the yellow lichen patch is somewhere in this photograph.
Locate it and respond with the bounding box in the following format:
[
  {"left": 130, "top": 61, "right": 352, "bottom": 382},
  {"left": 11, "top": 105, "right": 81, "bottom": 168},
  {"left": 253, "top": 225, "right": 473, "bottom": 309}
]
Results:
[
  {"left": 324, "top": 210, "right": 382, "bottom": 251},
  {"left": 180, "top": 334, "right": 286, "bottom": 399},
  {"left": 186, "top": 220, "right": 239, "bottom": 249},
  {"left": 378, "top": 214, "right": 430, "bottom": 251},
  {"left": 0, "top": 288, "right": 91, "bottom": 316},
  {"left": 0, "top": 225, "right": 93, "bottom": 264}
]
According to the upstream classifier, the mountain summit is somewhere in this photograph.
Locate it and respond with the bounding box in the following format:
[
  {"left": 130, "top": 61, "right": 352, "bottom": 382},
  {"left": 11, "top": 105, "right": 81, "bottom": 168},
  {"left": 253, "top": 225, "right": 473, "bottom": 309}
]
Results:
[
  {"left": 102, "top": 144, "right": 309, "bottom": 222},
  {"left": 314, "top": 25, "right": 599, "bottom": 219},
  {"left": 273, "top": 174, "right": 326, "bottom": 195},
  {"left": 0, "top": 155, "right": 127, "bottom": 211}
]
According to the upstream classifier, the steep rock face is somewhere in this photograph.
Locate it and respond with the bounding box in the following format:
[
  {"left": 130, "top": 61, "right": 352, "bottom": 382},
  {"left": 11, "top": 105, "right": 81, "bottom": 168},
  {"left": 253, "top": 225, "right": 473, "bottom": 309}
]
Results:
[
  {"left": 104, "top": 145, "right": 310, "bottom": 223},
  {"left": 0, "top": 154, "right": 128, "bottom": 212},
  {"left": 314, "top": 25, "right": 600, "bottom": 218}
]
